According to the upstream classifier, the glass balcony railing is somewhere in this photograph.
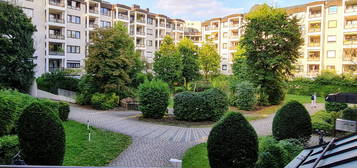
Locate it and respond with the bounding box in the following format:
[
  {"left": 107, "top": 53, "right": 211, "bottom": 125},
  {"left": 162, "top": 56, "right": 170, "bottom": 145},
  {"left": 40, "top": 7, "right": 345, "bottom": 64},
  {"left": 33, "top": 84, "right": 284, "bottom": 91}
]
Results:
[
  {"left": 49, "top": 34, "right": 65, "bottom": 40},
  {"left": 49, "top": 17, "right": 64, "bottom": 24},
  {"left": 49, "top": 0, "right": 64, "bottom": 7},
  {"left": 307, "top": 57, "right": 320, "bottom": 61},
  {"left": 89, "top": 24, "right": 99, "bottom": 28},
  {"left": 118, "top": 15, "right": 128, "bottom": 20},
  {"left": 49, "top": 50, "right": 65, "bottom": 56},
  {"left": 137, "top": 31, "right": 145, "bottom": 35},
  {"left": 345, "top": 24, "right": 357, "bottom": 29},
  {"left": 344, "top": 40, "right": 357, "bottom": 45},
  {"left": 89, "top": 9, "right": 99, "bottom": 14},
  {"left": 308, "top": 42, "right": 320, "bottom": 47},
  {"left": 308, "top": 28, "right": 321, "bottom": 32}
]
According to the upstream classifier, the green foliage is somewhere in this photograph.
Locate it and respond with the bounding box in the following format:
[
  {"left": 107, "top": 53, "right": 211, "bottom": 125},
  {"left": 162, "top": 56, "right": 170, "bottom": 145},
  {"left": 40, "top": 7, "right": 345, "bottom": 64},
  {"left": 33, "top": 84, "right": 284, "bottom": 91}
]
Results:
[
  {"left": 311, "top": 111, "right": 338, "bottom": 134},
  {"left": 325, "top": 101, "right": 348, "bottom": 112},
  {"left": 173, "top": 86, "right": 186, "bottom": 94},
  {"left": 58, "top": 102, "right": 70, "bottom": 121},
  {"left": 232, "top": 81, "right": 257, "bottom": 110},
  {"left": 198, "top": 40, "right": 220, "bottom": 79},
  {"left": 17, "top": 102, "right": 65, "bottom": 165},
  {"left": 90, "top": 93, "right": 119, "bottom": 110},
  {"left": 174, "top": 88, "right": 229, "bottom": 121},
  {"left": 0, "top": 135, "right": 19, "bottom": 164},
  {"left": 0, "top": 96, "right": 16, "bottom": 136},
  {"left": 36, "top": 71, "right": 79, "bottom": 94},
  {"left": 131, "top": 72, "right": 148, "bottom": 88},
  {"left": 0, "top": 2, "right": 36, "bottom": 92},
  {"left": 189, "top": 80, "right": 212, "bottom": 92},
  {"left": 178, "top": 38, "right": 200, "bottom": 86},
  {"left": 138, "top": 80, "right": 170, "bottom": 119},
  {"left": 240, "top": 4, "right": 303, "bottom": 105},
  {"left": 342, "top": 108, "right": 357, "bottom": 121},
  {"left": 232, "top": 46, "right": 251, "bottom": 82},
  {"left": 76, "top": 75, "right": 99, "bottom": 105},
  {"left": 85, "top": 22, "right": 142, "bottom": 98},
  {"left": 154, "top": 36, "right": 183, "bottom": 86},
  {"left": 256, "top": 136, "right": 303, "bottom": 168},
  {"left": 207, "top": 112, "right": 258, "bottom": 168},
  {"left": 273, "top": 101, "right": 312, "bottom": 141}
]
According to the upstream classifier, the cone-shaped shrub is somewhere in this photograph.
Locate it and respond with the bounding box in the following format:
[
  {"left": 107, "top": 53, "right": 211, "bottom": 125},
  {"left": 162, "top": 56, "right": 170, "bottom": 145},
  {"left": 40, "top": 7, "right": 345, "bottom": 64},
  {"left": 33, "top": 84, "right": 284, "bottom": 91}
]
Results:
[
  {"left": 273, "top": 101, "right": 312, "bottom": 141},
  {"left": 207, "top": 112, "right": 258, "bottom": 168},
  {"left": 17, "top": 102, "right": 65, "bottom": 165}
]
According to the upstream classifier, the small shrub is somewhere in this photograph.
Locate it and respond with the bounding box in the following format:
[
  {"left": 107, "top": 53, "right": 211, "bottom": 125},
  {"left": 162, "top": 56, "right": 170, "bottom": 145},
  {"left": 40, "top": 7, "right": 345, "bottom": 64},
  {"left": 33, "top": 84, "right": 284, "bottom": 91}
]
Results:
[
  {"left": 36, "top": 71, "right": 79, "bottom": 94},
  {"left": 58, "top": 102, "right": 70, "bottom": 121},
  {"left": 203, "top": 88, "right": 229, "bottom": 121},
  {"left": 232, "top": 81, "right": 256, "bottom": 110},
  {"left": 76, "top": 75, "right": 99, "bottom": 105},
  {"left": 90, "top": 93, "right": 119, "bottom": 110},
  {"left": 325, "top": 101, "right": 348, "bottom": 112},
  {"left": 190, "top": 80, "right": 212, "bottom": 92},
  {"left": 208, "top": 112, "right": 258, "bottom": 168},
  {"left": 0, "top": 135, "right": 19, "bottom": 164},
  {"left": 138, "top": 80, "right": 170, "bottom": 119},
  {"left": 273, "top": 101, "right": 312, "bottom": 141},
  {"left": 342, "top": 108, "right": 357, "bottom": 121},
  {"left": 17, "top": 102, "right": 65, "bottom": 165}
]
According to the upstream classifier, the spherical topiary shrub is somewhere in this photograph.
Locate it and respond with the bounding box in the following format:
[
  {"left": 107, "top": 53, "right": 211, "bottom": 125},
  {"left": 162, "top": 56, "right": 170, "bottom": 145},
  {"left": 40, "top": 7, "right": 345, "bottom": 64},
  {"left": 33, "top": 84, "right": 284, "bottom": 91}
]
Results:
[
  {"left": 207, "top": 112, "right": 258, "bottom": 168},
  {"left": 203, "top": 88, "right": 229, "bottom": 121},
  {"left": 325, "top": 101, "right": 348, "bottom": 112},
  {"left": 138, "top": 79, "right": 170, "bottom": 119},
  {"left": 0, "top": 97, "right": 15, "bottom": 136},
  {"left": 342, "top": 108, "right": 357, "bottom": 121},
  {"left": 273, "top": 101, "right": 312, "bottom": 141},
  {"left": 232, "top": 81, "right": 257, "bottom": 110},
  {"left": 174, "top": 91, "right": 207, "bottom": 121},
  {"left": 17, "top": 102, "right": 65, "bottom": 165},
  {"left": 58, "top": 102, "right": 70, "bottom": 121}
]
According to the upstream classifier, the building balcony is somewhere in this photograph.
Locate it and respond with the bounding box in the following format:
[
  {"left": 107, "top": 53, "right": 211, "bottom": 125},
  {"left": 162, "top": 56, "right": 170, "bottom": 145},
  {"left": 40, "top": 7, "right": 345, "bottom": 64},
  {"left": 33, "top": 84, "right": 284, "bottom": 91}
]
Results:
[
  {"left": 118, "top": 14, "right": 128, "bottom": 20},
  {"left": 345, "top": 7, "right": 357, "bottom": 13},
  {"left": 89, "top": 9, "right": 99, "bottom": 14},
  {"left": 49, "top": 67, "right": 64, "bottom": 72},
  {"left": 49, "top": 34, "right": 65, "bottom": 40},
  {"left": 308, "top": 43, "right": 320, "bottom": 47},
  {"left": 160, "top": 23, "right": 166, "bottom": 27},
  {"left": 89, "top": 24, "right": 99, "bottom": 28},
  {"left": 307, "top": 71, "right": 319, "bottom": 77},
  {"left": 136, "top": 43, "right": 145, "bottom": 48},
  {"left": 307, "top": 57, "right": 320, "bottom": 61},
  {"left": 344, "top": 40, "right": 357, "bottom": 45},
  {"left": 230, "top": 35, "right": 239, "bottom": 39},
  {"left": 49, "top": 51, "right": 65, "bottom": 56},
  {"left": 67, "top": 6, "right": 80, "bottom": 10},
  {"left": 49, "top": 18, "right": 64, "bottom": 24},
  {"left": 49, "top": 0, "right": 64, "bottom": 7},
  {"left": 345, "top": 24, "right": 357, "bottom": 29},
  {"left": 159, "top": 34, "right": 165, "bottom": 38},
  {"left": 211, "top": 27, "right": 219, "bottom": 31},
  {"left": 137, "top": 19, "right": 145, "bottom": 24},
  {"left": 308, "top": 28, "right": 321, "bottom": 33},
  {"left": 309, "top": 13, "right": 321, "bottom": 18},
  {"left": 230, "top": 24, "right": 239, "bottom": 27},
  {"left": 137, "top": 31, "right": 145, "bottom": 36},
  {"left": 343, "top": 55, "right": 357, "bottom": 61}
]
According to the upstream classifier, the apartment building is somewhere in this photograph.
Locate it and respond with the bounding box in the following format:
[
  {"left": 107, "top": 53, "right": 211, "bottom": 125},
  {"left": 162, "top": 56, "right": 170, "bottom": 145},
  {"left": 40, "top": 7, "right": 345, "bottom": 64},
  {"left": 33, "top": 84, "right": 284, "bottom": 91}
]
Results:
[
  {"left": 1, "top": 0, "right": 185, "bottom": 76},
  {"left": 184, "top": 21, "right": 202, "bottom": 47}
]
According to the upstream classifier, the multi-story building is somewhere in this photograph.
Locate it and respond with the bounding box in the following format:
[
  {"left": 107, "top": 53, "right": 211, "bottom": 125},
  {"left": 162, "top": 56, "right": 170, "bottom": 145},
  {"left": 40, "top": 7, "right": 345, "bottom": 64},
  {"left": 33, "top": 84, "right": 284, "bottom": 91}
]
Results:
[
  {"left": 1, "top": 0, "right": 185, "bottom": 76},
  {"left": 184, "top": 21, "right": 202, "bottom": 47}
]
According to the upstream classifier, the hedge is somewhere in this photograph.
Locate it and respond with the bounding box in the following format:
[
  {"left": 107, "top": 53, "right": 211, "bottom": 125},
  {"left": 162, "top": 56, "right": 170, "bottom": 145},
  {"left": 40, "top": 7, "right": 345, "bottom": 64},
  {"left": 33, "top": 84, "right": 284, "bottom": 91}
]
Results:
[
  {"left": 325, "top": 101, "right": 348, "bottom": 112},
  {"left": 174, "top": 88, "right": 229, "bottom": 121},
  {"left": 342, "top": 108, "right": 357, "bottom": 121},
  {"left": 311, "top": 110, "right": 340, "bottom": 135},
  {"left": 36, "top": 71, "right": 79, "bottom": 94},
  {"left": 0, "top": 135, "right": 19, "bottom": 165}
]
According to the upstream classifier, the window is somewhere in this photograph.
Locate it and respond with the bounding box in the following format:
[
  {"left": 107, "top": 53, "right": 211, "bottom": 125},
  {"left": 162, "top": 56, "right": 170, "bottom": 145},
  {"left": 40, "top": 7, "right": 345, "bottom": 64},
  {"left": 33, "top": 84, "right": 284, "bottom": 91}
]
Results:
[
  {"left": 327, "top": 35, "right": 336, "bottom": 42},
  {"left": 22, "top": 8, "right": 33, "bottom": 18},
  {"left": 147, "top": 29, "right": 153, "bottom": 35},
  {"left": 100, "top": 8, "right": 110, "bottom": 16},
  {"left": 67, "top": 62, "right": 80, "bottom": 68},
  {"left": 329, "top": 6, "right": 337, "bottom": 14},
  {"left": 328, "top": 20, "right": 337, "bottom": 28},
  {"left": 147, "top": 40, "right": 153, "bottom": 46},
  {"left": 67, "top": 30, "right": 80, "bottom": 39},
  {"left": 147, "top": 18, "right": 154, "bottom": 25},
  {"left": 67, "top": 0, "right": 80, "bottom": 10},
  {"left": 67, "top": 45, "right": 80, "bottom": 54},
  {"left": 100, "top": 21, "right": 111, "bottom": 28},
  {"left": 146, "top": 51, "right": 153, "bottom": 58},
  {"left": 327, "top": 50, "right": 336, "bottom": 58},
  {"left": 67, "top": 15, "right": 80, "bottom": 24},
  {"left": 222, "top": 65, "right": 227, "bottom": 71}
]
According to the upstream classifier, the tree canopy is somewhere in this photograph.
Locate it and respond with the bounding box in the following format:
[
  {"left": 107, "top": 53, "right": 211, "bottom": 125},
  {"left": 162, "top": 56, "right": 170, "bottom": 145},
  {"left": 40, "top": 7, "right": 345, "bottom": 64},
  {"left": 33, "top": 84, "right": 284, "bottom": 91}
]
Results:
[
  {"left": 177, "top": 38, "right": 200, "bottom": 87},
  {"left": 0, "top": 2, "right": 36, "bottom": 92},
  {"left": 198, "top": 40, "right": 220, "bottom": 79}
]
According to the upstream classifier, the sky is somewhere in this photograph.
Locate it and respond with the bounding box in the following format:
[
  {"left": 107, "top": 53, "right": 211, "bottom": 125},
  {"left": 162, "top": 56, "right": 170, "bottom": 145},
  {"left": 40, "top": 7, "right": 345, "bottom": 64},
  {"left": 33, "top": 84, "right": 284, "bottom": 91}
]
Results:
[{"left": 106, "top": 0, "right": 318, "bottom": 21}]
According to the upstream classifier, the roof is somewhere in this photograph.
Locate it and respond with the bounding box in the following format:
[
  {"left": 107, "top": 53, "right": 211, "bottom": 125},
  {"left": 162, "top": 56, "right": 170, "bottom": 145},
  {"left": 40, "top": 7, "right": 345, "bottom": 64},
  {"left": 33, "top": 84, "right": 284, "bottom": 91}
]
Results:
[
  {"left": 326, "top": 93, "right": 357, "bottom": 104},
  {"left": 285, "top": 133, "right": 357, "bottom": 168}
]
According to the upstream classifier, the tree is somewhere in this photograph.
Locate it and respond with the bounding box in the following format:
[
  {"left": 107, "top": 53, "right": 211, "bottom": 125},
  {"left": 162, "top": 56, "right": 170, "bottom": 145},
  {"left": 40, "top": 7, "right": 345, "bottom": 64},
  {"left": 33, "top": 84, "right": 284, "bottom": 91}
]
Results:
[
  {"left": 153, "top": 35, "right": 183, "bottom": 86},
  {"left": 0, "top": 2, "right": 36, "bottom": 92},
  {"left": 240, "top": 4, "right": 303, "bottom": 105},
  {"left": 208, "top": 112, "right": 258, "bottom": 168},
  {"left": 177, "top": 38, "right": 200, "bottom": 87},
  {"left": 198, "top": 40, "right": 220, "bottom": 79},
  {"left": 85, "top": 22, "right": 142, "bottom": 98},
  {"left": 232, "top": 45, "right": 251, "bottom": 82}
]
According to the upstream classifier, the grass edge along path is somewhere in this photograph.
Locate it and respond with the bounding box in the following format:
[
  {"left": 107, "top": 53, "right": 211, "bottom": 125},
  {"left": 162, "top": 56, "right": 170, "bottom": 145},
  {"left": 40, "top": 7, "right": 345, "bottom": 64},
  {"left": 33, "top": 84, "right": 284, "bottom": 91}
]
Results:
[{"left": 63, "top": 121, "right": 132, "bottom": 166}]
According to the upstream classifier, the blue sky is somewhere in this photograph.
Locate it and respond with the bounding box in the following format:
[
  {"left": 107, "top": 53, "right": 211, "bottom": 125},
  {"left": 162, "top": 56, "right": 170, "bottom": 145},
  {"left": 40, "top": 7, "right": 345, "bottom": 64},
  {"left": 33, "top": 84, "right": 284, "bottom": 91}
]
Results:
[{"left": 106, "top": 0, "right": 317, "bottom": 21}]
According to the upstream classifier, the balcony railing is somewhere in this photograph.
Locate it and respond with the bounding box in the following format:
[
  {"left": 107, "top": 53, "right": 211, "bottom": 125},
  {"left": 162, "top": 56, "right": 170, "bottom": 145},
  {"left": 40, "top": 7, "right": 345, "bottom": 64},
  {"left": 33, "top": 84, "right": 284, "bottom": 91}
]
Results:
[
  {"left": 89, "top": 9, "right": 98, "bottom": 14},
  {"left": 89, "top": 24, "right": 99, "bottom": 28},
  {"left": 67, "top": 5, "right": 80, "bottom": 10},
  {"left": 309, "top": 13, "right": 321, "bottom": 18},
  {"left": 230, "top": 24, "right": 239, "bottom": 27},
  {"left": 230, "top": 35, "right": 239, "bottom": 39},
  {"left": 49, "top": 17, "right": 64, "bottom": 24},
  {"left": 309, "top": 28, "right": 321, "bottom": 33},
  {"left": 159, "top": 34, "right": 165, "bottom": 38},
  {"left": 137, "top": 31, "right": 145, "bottom": 35},
  {"left": 49, "top": 67, "right": 64, "bottom": 72},
  {"left": 137, "top": 19, "right": 145, "bottom": 23},
  {"left": 211, "top": 27, "right": 219, "bottom": 31},
  {"left": 49, "top": 0, "right": 64, "bottom": 7},
  {"left": 176, "top": 27, "right": 184, "bottom": 31},
  {"left": 160, "top": 23, "right": 166, "bottom": 27},
  {"left": 307, "top": 71, "right": 319, "bottom": 77},
  {"left": 136, "top": 43, "right": 145, "bottom": 48},
  {"left": 345, "top": 7, "right": 357, "bottom": 13},
  {"left": 343, "top": 55, "right": 357, "bottom": 61},
  {"left": 345, "top": 24, "right": 357, "bottom": 29},
  {"left": 307, "top": 57, "right": 320, "bottom": 61},
  {"left": 308, "top": 42, "right": 320, "bottom": 47},
  {"left": 118, "top": 14, "right": 128, "bottom": 20},
  {"left": 49, "top": 34, "right": 65, "bottom": 40},
  {"left": 344, "top": 40, "right": 357, "bottom": 45},
  {"left": 49, "top": 50, "right": 65, "bottom": 56}
]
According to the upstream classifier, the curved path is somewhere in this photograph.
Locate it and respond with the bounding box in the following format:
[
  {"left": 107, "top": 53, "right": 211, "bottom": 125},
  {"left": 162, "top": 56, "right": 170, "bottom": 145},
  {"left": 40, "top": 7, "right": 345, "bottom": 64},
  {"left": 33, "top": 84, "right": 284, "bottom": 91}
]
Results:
[{"left": 69, "top": 103, "right": 324, "bottom": 167}]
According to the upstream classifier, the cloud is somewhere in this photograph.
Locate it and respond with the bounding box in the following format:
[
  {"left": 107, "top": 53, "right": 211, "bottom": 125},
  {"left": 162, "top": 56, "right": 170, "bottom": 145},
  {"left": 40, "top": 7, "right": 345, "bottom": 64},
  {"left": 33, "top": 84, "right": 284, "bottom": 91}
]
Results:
[{"left": 155, "top": 0, "right": 244, "bottom": 21}]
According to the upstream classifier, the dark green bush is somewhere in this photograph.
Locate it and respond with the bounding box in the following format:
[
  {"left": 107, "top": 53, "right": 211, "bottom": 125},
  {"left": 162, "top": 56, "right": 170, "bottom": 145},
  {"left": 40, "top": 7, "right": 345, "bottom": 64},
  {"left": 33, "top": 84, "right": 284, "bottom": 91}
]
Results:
[
  {"left": 207, "top": 112, "right": 258, "bottom": 168},
  {"left": 90, "top": 93, "right": 119, "bottom": 110},
  {"left": 310, "top": 110, "right": 340, "bottom": 134},
  {"left": 273, "top": 101, "right": 312, "bottom": 141},
  {"left": 189, "top": 80, "right": 212, "bottom": 92},
  {"left": 174, "top": 88, "right": 228, "bottom": 121},
  {"left": 173, "top": 86, "right": 186, "bottom": 94},
  {"left": 231, "top": 81, "right": 256, "bottom": 110},
  {"left": 342, "top": 108, "right": 357, "bottom": 121},
  {"left": 76, "top": 75, "right": 99, "bottom": 105},
  {"left": 58, "top": 102, "right": 70, "bottom": 121},
  {"left": 131, "top": 72, "right": 148, "bottom": 88},
  {"left": 36, "top": 71, "right": 79, "bottom": 94},
  {"left": 0, "top": 135, "right": 19, "bottom": 165},
  {"left": 0, "top": 96, "right": 16, "bottom": 136},
  {"left": 325, "top": 101, "right": 348, "bottom": 112},
  {"left": 17, "top": 102, "right": 65, "bottom": 165},
  {"left": 138, "top": 80, "right": 170, "bottom": 119}
]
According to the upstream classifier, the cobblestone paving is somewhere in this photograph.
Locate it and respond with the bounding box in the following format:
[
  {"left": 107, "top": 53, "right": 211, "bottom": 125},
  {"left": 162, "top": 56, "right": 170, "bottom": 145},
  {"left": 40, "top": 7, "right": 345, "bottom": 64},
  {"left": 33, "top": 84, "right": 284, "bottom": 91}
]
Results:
[{"left": 68, "top": 103, "right": 324, "bottom": 167}]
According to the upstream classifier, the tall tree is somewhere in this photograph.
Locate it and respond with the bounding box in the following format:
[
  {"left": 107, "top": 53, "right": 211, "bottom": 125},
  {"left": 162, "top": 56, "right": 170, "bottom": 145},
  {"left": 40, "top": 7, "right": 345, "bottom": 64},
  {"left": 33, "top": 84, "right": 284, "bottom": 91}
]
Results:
[
  {"left": 85, "top": 23, "right": 142, "bottom": 98},
  {"left": 0, "top": 2, "right": 36, "bottom": 92},
  {"left": 198, "top": 40, "right": 220, "bottom": 79},
  {"left": 240, "top": 4, "right": 303, "bottom": 105},
  {"left": 177, "top": 38, "right": 200, "bottom": 87},
  {"left": 153, "top": 35, "right": 183, "bottom": 86}
]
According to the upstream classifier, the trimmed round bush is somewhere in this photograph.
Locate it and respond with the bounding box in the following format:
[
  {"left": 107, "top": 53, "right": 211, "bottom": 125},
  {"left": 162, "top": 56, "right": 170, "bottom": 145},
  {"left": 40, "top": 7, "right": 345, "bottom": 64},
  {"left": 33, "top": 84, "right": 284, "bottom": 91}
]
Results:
[
  {"left": 203, "top": 88, "right": 229, "bottom": 121},
  {"left": 273, "top": 101, "right": 312, "bottom": 141},
  {"left": 17, "top": 102, "right": 65, "bottom": 165},
  {"left": 342, "top": 108, "right": 357, "bottom": 121},
  {"left": 0, "top": 135, "right": 19, "bottom": 164},
  {"left": 58, "top": 102, "right": 70, "bottom": 121},
  {"left": 90, "top": 93, "right": 119, "bottom": 110},
  {"left": 138, "top": 79, "right": 170, "bottom": 119},
  {"left": 207, "top": 112, "right": 258, "bottom": 168},
  {"left": 325, "top": 101, "right": 348, "bottom": 112},
  {"left": 232, "top": 81, "right": 256, "bottom": 110}
]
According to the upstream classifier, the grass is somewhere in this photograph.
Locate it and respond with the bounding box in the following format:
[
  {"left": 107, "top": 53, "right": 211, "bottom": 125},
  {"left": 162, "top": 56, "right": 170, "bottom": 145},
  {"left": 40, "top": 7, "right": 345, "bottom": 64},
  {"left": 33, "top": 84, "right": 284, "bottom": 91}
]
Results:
[
  {"left": 285, "top": 94, "right": 325, "bottom": 104},
  {"left": 63, "top": 121, "right": 132, "bottom": 166},
  {"left": 182, "top": 143, "right": 209, "bottom": 168}
]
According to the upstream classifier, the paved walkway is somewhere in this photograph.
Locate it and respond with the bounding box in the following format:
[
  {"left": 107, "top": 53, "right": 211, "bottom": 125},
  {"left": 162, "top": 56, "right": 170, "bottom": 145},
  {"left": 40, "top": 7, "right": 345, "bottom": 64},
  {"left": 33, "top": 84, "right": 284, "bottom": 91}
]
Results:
[{"left": 68, "top": 103, "right": 324, "bottom": 168}]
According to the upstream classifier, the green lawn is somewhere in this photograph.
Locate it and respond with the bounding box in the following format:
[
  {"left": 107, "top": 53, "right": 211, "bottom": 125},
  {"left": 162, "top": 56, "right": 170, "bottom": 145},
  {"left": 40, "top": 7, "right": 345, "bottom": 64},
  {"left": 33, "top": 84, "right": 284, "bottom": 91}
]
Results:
[
  {"left": 63, "top": 121, "right": 132, "bottom": 166},
  {"left": 182, "top": 143, "right": 209, "bottom": 168},
  {"left": 285, "top": 94, "right": 325, "bottom": 104}
]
